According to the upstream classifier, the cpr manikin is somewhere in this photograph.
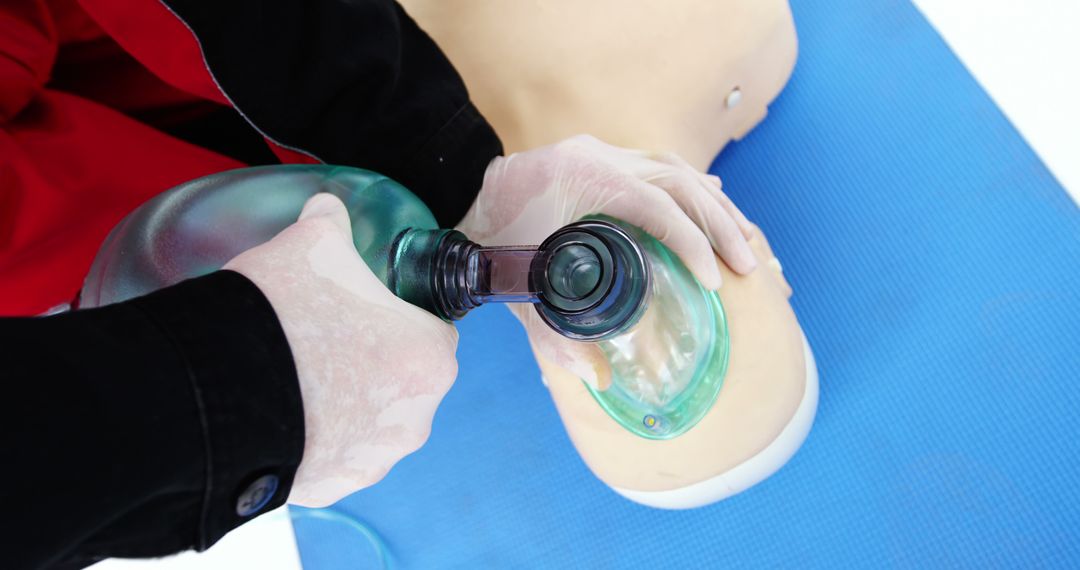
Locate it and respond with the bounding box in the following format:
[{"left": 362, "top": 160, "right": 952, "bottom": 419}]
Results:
[
  {"left": 398, "top": 0, "right": 798, "bottom": 170},
  {"left": 402, "top": 0, "right": 814, "bottom": 507}
]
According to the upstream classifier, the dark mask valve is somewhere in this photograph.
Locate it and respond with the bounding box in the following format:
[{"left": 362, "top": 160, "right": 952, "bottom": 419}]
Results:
[{"left": 532, "top": 220, "right": 652, "bottom": 340}]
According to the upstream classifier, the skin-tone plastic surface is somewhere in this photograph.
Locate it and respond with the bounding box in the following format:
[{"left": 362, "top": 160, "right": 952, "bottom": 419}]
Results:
[
  {"left": 540, "top": 227, "right": 806, "bottom": 494},
  {"left": 398, "top": 0, "right": 809, "bottom": 502},
  {"left": 398, "top": 0, "right": 798, "bottom": 170}
]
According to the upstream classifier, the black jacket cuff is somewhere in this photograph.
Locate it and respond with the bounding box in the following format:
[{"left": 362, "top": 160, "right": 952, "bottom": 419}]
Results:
[
  {"left": 3, "top": 271, "right": 304, "bottom": 569},
  {"left": 130, "top": 270, "right": 305, "bottom": 550},
  {"left": 3, "top": 269, "right": 304, "bottom": 565}
]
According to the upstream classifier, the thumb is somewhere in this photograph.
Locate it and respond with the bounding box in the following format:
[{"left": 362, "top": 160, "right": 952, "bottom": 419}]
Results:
[
  {"left": 510, "top": 305, "right": 613, "bottom": 391},
  {"left": 298, "top": 193, "right": 355, "bottom": 241}
]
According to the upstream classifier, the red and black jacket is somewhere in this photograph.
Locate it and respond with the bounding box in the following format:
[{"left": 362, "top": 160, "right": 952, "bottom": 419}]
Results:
[{"left": 0, "top": 1, "right": 501, "bottom": 568}]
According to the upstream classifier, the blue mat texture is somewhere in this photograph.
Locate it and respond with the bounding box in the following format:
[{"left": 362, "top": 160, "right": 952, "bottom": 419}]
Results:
[{"left": 293, "top": 0, "right": 1080, "bottom": 567}]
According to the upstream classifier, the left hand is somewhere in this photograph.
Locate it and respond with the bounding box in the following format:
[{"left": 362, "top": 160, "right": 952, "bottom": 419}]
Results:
[{"left": 456, "top": 134, "right": 757, "bottom": 389}]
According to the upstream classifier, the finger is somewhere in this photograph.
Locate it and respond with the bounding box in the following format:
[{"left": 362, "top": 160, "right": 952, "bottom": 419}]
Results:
[
  {"left": 584, "top": 176, "right": 724, "bottom": 289},
  {"left": 651, "top": 152, "right": 756, "bottom": 239},
  {"left": 298, "top": 193, "right": 354, "bottom": 241},
  {"left": 703, "top": 175, "right": 755, "bottom": 238},
  {"left": 642, "top": 167, "right": 758, "bottom": 276},
  {"left": 510, "top": 306, "right": 612, "bottom": 390}
]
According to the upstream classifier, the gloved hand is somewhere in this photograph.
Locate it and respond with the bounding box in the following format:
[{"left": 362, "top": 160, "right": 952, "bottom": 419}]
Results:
[
  {"left": 225, "top": 194, "right": 458, "bottom": 507},
  {"left": 456, "top": 135, "right": 756, "bottom": 389}
]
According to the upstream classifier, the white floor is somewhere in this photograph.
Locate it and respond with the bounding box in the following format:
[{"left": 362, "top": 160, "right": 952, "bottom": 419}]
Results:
[
  {"left": 912, "top": 0, "right": 1080, "bottom": 203},
  {"left": 89, "top": 508, "right": 302, "bottom": 570},
  {"left": 88, "top": 3, "right": 1079, "bottom": 569}
]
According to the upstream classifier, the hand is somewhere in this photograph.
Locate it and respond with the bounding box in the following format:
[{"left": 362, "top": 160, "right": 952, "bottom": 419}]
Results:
[
  {"left": 225, "top": 194, "right": 458, "bottom": 507},
  {"left": 456, "top": 135, "right": 757, "bottom": 389}
]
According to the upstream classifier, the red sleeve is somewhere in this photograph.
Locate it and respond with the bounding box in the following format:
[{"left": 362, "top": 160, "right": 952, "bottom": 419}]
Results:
[{"left": 0, "top": 0, "right": 57, "bottom": 122}]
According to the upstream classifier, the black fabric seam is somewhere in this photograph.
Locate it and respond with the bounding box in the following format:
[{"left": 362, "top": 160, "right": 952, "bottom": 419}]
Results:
[
  {"left": 409, "top": 102, "right": 473, "bottom": 161},
  {"left": 128, "top": 301, "right": 215, "bottom": 552}
]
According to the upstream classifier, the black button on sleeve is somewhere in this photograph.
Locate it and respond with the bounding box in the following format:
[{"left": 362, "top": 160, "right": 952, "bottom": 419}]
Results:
[{"left": 236, "top": 474, "right": 281, "bottom": 517}]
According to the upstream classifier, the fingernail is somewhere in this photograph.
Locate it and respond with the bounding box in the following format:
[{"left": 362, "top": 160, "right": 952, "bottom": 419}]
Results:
[
  {"left": 571, "top": 361, "right": 600, "bottom": 389},
  {"left": 701, "top": 260, "right": 723, "bottom": 291},
  {"left": 740, "top": 246, "right": 759, "bottom": 274},
  {"left": 595, "top": 365, "right": 612, "bottom": 391}
]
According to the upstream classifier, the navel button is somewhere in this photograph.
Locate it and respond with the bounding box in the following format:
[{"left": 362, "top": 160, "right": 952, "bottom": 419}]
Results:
[{"left": 725, "top": 87, "right": 743, "bottom": 109}]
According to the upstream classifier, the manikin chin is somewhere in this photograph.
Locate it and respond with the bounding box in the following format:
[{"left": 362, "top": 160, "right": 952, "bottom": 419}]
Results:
[{"left": 400, "top": 0, "right": 814, "bottom": 507}]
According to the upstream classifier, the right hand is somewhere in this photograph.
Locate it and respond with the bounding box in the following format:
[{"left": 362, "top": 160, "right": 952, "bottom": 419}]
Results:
[{"left": 225, "top": 194, "right": 459, "bottom": 507}]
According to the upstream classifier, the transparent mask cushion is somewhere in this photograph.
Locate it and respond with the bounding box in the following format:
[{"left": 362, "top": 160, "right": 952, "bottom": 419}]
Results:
[{"left": 580, "top": 216, "right": 730, "bottom": 440}]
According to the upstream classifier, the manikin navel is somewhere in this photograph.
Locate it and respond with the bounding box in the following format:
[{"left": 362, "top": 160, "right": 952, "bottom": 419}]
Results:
[{"left": 400, "top": 0, "right": 814, "bottom": 507}]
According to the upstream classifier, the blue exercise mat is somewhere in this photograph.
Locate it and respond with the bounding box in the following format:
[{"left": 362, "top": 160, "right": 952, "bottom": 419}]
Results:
[{"left": 293, "top": 0, "right": 1080, "bottom": 566}]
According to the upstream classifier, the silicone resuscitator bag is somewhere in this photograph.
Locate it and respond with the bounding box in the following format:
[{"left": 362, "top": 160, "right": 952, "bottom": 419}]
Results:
[{"left": 80, "top": 166, "right": 729, "bottom": 439}]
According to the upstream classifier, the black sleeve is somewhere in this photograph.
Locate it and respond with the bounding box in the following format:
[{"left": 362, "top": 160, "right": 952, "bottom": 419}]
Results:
[
  {"left": 160, "top": 0, "right": 504, "bottom": 227},
  {"left": 0, "top": 271, "right": 305, "bottom": 570}
]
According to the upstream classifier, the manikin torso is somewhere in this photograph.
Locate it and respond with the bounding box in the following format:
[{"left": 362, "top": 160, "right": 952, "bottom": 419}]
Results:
[
  {"left": 542, "top": 230, "right": 806, "bottom": 492},
  {"left": 399, "top": 0, "right": 798, "bottom": 170},
  {"left": 399, "top": 0, "right": 808, "bottom": 498}
]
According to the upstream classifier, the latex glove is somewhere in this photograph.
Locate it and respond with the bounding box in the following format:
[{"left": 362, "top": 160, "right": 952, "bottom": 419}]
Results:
[
  {"left": 225, "top": 194, "right": 458, "bottom": 507},
  {"left": 456, "top": 135, "right": 756, "bottom": 389}
]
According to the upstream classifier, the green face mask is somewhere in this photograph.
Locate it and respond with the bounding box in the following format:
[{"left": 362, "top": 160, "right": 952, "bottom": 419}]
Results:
[{"left": 579, "top": 217, "right": 730, "bottom": 440}]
